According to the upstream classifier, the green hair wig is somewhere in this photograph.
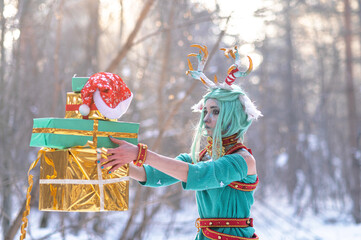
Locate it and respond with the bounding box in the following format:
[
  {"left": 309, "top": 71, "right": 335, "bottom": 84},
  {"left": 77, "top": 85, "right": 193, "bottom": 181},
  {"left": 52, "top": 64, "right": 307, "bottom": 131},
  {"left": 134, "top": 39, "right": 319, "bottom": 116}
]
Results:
[{"left": 191, "top": 86, "right": 253, "bottom": 163}]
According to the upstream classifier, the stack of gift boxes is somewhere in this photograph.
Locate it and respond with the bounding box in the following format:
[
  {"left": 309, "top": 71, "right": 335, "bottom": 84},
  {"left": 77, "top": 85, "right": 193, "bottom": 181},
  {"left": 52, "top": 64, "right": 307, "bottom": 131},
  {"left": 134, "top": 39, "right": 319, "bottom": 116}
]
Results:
[{"left": 29, "top": 73, "right": 139, "bottom": 212}]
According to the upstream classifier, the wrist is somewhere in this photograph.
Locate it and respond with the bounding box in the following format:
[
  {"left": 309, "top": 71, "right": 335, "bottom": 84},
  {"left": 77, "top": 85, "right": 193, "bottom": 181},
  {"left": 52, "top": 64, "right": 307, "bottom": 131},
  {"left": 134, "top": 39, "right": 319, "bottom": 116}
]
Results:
[
  {"left": 129, "top": 164, "right": 147, "bottom": 182},
  {"left": 133, "top": 143, "right": 148, "bottom": 167}
]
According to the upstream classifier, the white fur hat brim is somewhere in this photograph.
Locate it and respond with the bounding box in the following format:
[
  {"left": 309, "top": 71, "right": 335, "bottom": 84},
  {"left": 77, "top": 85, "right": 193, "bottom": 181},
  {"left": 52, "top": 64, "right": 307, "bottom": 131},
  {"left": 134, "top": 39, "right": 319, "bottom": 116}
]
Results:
[{"left": 93, "top": 89, "right": 133, "bottom": 119}]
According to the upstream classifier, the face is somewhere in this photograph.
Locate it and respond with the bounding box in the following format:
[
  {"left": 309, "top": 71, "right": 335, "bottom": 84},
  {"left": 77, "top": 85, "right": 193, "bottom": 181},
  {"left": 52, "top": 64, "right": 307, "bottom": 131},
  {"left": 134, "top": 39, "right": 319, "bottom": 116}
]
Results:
[{"left": 203, "top": 99, "right": 220, "bottom": 136}]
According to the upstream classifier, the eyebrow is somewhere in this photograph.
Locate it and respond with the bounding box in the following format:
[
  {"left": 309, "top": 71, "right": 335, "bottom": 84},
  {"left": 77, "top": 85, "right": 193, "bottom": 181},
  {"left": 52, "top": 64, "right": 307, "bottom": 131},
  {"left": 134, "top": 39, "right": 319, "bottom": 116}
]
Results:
[{"left": 210, "top": 106, "right": 219, "bottom": 109}]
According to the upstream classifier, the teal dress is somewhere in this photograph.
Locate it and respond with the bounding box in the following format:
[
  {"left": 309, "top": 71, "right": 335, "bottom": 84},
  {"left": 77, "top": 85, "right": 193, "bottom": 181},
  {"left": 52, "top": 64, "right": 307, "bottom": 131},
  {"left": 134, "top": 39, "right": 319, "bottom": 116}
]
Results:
[{"left": 139, "top": 153, "right": 257, "bottom": 239}]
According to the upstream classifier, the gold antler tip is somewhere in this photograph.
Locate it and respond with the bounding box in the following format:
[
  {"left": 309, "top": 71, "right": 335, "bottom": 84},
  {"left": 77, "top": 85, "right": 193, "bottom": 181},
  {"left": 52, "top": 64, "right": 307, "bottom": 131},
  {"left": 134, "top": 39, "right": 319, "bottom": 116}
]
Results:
[
  {"left": 187, "top": 58, "right": 194, "bottom": 71},
  {"left": 246, "top": 56, "right": 253, "bottom": 73},
  {"left": 190, "top": 44, "right": 202, "bottom": 48},
  {"left": 227, "top": 66, "right": 236, "bottom": 74}
]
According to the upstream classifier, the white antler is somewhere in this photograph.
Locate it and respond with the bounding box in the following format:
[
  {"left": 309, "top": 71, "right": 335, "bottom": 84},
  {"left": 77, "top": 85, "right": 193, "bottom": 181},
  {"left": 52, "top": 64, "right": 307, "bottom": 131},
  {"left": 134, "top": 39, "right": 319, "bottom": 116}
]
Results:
[
  {"left": 186, "top": 44, "right": 217, "bottom": 88},
  {"left": 220, "top": 46, "right": 253, "bottom": 86}
]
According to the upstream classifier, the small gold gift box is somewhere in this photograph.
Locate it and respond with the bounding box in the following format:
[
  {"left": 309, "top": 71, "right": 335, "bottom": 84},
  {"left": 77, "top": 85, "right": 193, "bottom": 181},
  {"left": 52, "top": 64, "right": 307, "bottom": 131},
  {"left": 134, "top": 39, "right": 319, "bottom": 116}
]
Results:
[
  {"left": 38, "top": 147, "right": 128, "bottom": 212},
  {"left": 65, "top": 92, "right": 116, "bottom": 121}
]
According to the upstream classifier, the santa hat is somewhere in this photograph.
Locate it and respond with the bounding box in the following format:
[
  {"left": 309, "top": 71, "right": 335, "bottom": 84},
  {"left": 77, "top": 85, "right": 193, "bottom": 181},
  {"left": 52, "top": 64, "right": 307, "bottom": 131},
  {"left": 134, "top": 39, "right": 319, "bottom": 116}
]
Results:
[{"left": 79, "top": 72, "right": 133, "bottom": 119}]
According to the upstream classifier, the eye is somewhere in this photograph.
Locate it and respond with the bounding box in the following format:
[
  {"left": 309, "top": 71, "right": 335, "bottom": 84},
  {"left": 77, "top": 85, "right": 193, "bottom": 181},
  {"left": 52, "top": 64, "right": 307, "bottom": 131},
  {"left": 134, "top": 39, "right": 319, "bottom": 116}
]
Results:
[
  {"left": 203, "top": 110, "right": 208, "bottom": 115},
  {"left": 213, "top": 109, "right": 220, "bottom": 115}
]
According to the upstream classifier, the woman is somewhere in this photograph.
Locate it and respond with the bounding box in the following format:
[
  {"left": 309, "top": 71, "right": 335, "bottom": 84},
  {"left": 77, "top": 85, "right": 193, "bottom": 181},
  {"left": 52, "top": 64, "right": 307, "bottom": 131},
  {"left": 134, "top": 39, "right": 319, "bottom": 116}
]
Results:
[{"left": 99, "top": 45, "right": 262, "bottom": 240}]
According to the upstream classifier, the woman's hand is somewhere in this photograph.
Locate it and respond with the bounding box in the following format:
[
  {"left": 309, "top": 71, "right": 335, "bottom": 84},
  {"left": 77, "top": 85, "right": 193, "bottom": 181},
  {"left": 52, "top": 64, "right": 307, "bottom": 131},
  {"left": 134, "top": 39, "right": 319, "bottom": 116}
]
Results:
[
  {"left": 98, "top": 137, "right": 138, "bottom": 174},
  {"left": 99, "top": 137, "right": 189, "bottom": 182}
]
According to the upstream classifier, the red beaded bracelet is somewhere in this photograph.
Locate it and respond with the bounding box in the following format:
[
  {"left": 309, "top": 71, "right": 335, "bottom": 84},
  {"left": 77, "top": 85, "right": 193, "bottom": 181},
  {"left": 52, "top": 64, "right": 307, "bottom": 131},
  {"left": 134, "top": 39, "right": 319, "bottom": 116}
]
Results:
[{"left": 133, "top": 143, "right": 148, "bottom": 167}]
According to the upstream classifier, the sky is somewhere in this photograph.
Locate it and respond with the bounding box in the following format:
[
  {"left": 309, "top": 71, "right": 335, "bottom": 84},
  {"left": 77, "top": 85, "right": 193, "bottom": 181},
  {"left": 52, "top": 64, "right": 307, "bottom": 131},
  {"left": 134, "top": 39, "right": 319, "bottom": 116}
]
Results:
[
  {"left": 193, "top": 0, "right": 266, "bottom": 71},
  {"left": 196, "top": 0, "right": 266, "bottom": 42},
  {"left": 2, "top": 0, "right": 265, "bottom": 45},
  {"left": 2, "top": 0, "right": 266, "bottom": 72}
]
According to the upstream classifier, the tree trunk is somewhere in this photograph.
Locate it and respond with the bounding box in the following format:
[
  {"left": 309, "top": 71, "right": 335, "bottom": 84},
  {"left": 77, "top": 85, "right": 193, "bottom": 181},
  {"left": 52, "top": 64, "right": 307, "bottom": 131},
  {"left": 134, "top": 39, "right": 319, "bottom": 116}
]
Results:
[
  {"left": 343, "top": 0, "right": 361, "bottom": 223},
  {"left": 0, "top": 0, "right": 4, "bottom": 86},
  {"left": 157, "top": 1, "right": 175, "bottom": 132},
  {"left": 85, "top": 0, "right": 100, "bottom": 73},
  {"left": 0, "top": 0, "right": 11, "bottom": 237},
  {"left": 258, "top": 34, "right": 270, "bottom": 196},
  {"left": 5, "top": 177, "right": 39, "bottom": 240},
  {"left": 284, "top": 1, "right": 299, "bottom": 203},
  {"left": 51, "top": 0, "right": 65, "bottom": 116}
]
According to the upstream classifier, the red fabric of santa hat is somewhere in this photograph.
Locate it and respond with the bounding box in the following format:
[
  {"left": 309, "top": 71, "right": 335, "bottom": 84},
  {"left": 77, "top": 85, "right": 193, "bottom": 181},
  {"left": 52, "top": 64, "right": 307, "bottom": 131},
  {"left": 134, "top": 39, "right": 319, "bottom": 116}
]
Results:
[{"left": 79, "top": 72, "right": 133, "bottom": 119}]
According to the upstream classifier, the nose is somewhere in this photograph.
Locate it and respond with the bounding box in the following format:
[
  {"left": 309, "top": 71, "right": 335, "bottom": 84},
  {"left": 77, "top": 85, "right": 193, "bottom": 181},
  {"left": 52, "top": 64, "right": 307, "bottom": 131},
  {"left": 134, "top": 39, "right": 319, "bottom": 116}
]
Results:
[{"left": 203, "top": 113, "right": 210, "bottom": 123}]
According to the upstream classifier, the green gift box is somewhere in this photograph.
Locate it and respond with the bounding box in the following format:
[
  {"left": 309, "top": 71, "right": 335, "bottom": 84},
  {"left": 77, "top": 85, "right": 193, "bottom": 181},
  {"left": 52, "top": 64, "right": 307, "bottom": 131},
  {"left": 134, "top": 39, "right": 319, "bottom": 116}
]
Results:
[
  {"left": 72, "top": 75, "right": 89, "bottom": 92},
  {"left": 30, "top": 118, "right": 139, "bottom": 149}
]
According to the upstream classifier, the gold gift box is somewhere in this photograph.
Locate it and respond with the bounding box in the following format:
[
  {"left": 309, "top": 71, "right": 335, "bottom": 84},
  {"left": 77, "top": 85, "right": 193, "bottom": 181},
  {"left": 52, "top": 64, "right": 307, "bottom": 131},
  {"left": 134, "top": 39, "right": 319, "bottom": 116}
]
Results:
[
  {"left": 65, "top": 92, "right": 116, "bottom": 121},
  {"left": 39, "top": 147, "right": 128, "bottom": 212}
]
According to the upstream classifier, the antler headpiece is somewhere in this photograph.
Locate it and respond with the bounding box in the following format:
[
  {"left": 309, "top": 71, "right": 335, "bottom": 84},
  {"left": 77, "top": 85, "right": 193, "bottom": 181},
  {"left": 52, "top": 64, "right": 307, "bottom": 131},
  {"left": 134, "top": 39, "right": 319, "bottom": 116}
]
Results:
[
  {"left": 186, "top": 44, "right": 261, "bottom": 121},
  {"left": 186, "top": 44, "right": 253, "bottom": 90}
]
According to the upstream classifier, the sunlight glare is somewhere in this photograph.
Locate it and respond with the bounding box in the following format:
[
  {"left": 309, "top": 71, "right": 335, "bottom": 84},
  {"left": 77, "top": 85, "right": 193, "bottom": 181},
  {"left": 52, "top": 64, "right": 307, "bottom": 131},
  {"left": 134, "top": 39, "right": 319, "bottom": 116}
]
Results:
[
  {"left": 4, "top": 29, "right": 20, "bottom": 49},
  {"left": 194, "top": 0, "right": 265, "bottom": 42},
  {"left": 3, "top": 3, "right": 17, "bottom": 18}
]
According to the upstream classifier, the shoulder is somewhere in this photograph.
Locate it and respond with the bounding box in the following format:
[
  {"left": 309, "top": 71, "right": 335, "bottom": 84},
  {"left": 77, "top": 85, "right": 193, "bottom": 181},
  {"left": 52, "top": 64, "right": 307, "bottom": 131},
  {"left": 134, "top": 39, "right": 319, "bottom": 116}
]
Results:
[
  {"left": 236, "top": 149, "right": 255, "bottom": 161},
  {"left": 234, "top": 149, "right": 257, "bottom": 175}
]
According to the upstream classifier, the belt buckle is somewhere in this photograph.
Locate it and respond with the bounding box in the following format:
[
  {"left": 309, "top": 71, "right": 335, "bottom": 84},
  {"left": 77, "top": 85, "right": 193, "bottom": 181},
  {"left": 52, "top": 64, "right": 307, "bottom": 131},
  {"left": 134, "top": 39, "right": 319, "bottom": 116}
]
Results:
[
  {"left": 247, "top": 218, "right": 254, "bottom": 227},
  {"left": 195, "top": 218, "right": 201, "bottom": 232}
]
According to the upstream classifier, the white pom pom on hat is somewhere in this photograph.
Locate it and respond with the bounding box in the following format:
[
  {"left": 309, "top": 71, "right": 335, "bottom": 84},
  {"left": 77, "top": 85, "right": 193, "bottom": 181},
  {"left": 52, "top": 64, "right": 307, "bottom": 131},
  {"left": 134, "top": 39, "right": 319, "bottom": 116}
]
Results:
[
  {"left": 80, "top": 72, "right": 133, "bottom": 119},
  {"left": 79, "top": 104, "right": 90, "bottom": 116}
]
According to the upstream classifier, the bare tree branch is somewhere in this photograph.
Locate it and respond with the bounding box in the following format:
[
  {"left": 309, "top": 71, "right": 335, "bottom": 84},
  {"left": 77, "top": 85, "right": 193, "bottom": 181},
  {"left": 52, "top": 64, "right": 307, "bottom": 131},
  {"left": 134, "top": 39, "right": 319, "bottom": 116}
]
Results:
[
  {"left": 132, "top": 15, "right": 229, "bottom": 47},
  {"left": 152, "top": 15, "right": 231, "bottom": 150},
  {"left": 51, "top": 0, "right": 65, "bottom": 116},
  {"left": 5, "top": 177, "right": 39, "bottom": 240},
  {"left": 106, "top": 0, "right": 155, "bottom": 72}
]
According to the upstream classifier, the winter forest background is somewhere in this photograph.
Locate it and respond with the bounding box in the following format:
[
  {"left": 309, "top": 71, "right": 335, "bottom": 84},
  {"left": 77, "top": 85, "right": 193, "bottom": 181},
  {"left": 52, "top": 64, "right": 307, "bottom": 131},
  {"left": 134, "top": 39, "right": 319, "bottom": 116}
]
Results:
[{"left": 1, "top": 0, "right": 361, "bottom": 239}]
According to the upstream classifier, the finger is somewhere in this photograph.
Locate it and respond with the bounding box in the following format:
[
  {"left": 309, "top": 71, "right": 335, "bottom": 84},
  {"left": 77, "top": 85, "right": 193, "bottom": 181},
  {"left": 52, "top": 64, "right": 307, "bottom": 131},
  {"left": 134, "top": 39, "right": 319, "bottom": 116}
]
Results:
[
  {"left": 101, "top": 160, "right": 116, "bottom": 170},
  {"left": 103, "top": 154, "right": 119, "bottom": 162},
  {"left": 97, "top": 157, "right": 109, "bottom": 164},
  {"left": 109, "top": 136, "right": 125, "bottom": 145},
  {"left": 106, "top": 148, "right": 119, "bottom": 154},
  {"left": 107, "top": 143, "right": 130, "bottom": 154},
  {"left": 108, "top": 163, "right": 123, "bottom": 174}
]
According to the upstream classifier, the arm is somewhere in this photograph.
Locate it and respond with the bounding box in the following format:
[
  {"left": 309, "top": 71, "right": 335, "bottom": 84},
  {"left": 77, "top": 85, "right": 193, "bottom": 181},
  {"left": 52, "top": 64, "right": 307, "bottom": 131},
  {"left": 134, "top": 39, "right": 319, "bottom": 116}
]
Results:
[
  {"left": 99, "top": 137, "right": 189, "bottom": 182},
  {"left": 130, "top": 159, "right": 190, "bottom": 187},
  {"left": 145, "top": 151, "right": 189, "bottom": 182},
  {"left": 129, "top": 164, "right": 146, "bottom": 182},
  {"left": 237, "top": 149, "right": 257, "bottom": 175},
  {"left": 182, "top": 153, "right": 252, "bottom": 191}
]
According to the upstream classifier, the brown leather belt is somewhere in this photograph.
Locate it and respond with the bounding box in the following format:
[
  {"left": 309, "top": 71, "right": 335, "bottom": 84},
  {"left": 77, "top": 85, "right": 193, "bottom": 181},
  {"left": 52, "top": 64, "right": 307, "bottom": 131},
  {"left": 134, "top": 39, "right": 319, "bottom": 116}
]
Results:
[{"left": 196, "top": 218, "right": 259, "bottom": 240}]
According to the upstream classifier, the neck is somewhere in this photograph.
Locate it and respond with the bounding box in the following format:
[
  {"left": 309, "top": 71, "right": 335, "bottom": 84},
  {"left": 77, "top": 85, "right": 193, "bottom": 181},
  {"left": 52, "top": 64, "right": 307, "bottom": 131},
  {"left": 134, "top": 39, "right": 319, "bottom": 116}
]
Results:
[
  {"left": 205, "top": 134, "right": 240, "bottom": 158},
  {"left": 207, "top": 134, "right": 239, "bottom": 146}
]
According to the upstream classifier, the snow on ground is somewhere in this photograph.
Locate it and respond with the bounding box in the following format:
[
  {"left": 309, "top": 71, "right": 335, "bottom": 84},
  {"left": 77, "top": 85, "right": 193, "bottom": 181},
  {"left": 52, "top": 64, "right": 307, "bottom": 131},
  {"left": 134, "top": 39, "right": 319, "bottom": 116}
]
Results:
[
  {"left": 9, "top": 191, "right": 361, "bottom": 240},
  {"left": 252, "top": 197, "right": 361, "bottom": 240},
  {"left": 147, "top": 193, "right": 361, "bottom": 240}
]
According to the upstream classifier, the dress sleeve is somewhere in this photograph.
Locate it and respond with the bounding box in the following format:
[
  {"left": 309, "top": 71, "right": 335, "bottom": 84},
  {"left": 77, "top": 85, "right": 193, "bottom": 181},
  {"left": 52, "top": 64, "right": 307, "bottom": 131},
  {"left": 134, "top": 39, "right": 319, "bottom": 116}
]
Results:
[
  {"left": 138, "top": 153, "right": 192, "bottom": 187},
  {"left": 182, "top": 153, "right": 248, "bottom": 191}
]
